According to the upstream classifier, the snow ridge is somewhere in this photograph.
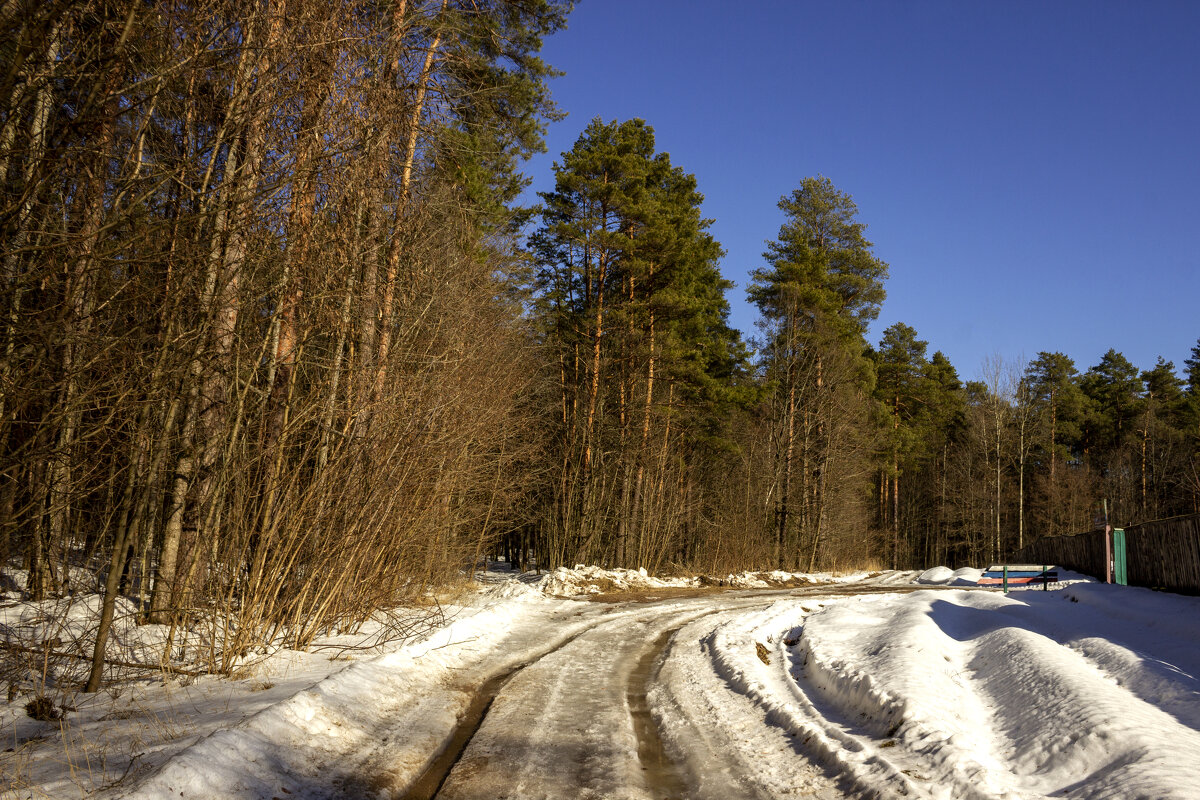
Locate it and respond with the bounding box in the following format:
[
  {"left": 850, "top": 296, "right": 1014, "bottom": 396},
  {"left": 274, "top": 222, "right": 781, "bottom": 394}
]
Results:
[{"left": 698, "top": 586, "right": 1200, "bottom": 800}]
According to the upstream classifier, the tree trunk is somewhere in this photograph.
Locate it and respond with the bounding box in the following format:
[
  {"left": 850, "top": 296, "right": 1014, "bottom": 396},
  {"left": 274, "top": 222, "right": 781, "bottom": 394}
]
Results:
[
  {"left": 1, "top": 24, "right": 59, "bottom": 424},
  {"left": 318, "top": 258, "right": 356, "bottom": 472},
  {"left": 1018, "top": 412, "right": 1025, "bottom": 551},
  {"left": 372, "top": 0, "right": 445, "bottom": 407},
  {"left": 807, "top": 453, "right": 828, "bottom": 572},
  {"left": 153, "top": 5, "right": 282, "bottom": 621},
  {"left": 891, "top": 397, "right": 900, "bottom": 570},
  {"left": 584, "top": 253, "right": 607, "bottom": 474},
  {"left": 778, "top": 372, "right": 796, "bottom": 570},
  {"left": 995, "top": 416, "right": 1002, "bottom": 561},
  {"left": 47, "top": 37, "right": 125, "bottom": 588},
  {"left": 632, "top": 266, "right": 655, "bottom": 568}
]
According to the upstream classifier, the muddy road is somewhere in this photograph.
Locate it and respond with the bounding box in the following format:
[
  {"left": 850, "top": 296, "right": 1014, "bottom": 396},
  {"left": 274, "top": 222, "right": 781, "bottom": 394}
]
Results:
[{"left": 389, "top": 584, "right": 934, "bottom": 800}]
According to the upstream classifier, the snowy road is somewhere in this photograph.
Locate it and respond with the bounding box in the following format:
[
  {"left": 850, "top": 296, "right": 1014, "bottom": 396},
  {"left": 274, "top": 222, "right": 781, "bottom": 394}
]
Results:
[
  {"left": 333, "top": 577, "right": 1200, "bottom": 800},
  {"left": 426, "top": 591, "right": 843, "bottom": 800},
  {"left": 382, "top": 583, "right": 936, "bottom": 800},
  {"left": 21, "top": 568, "right": 1191, "bottom": 800}
]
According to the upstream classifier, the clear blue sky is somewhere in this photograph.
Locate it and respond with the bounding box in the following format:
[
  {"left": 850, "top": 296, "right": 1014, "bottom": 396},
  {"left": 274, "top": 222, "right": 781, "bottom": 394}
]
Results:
[{"left": 520, "top": 0, "right": 1200, "bottom": 381}]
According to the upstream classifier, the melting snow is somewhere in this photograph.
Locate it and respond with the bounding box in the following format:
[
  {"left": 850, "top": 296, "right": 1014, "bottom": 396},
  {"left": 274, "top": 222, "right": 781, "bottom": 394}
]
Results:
[{"left": 3, "top": 566, "right": 1197, "bottom": 799}]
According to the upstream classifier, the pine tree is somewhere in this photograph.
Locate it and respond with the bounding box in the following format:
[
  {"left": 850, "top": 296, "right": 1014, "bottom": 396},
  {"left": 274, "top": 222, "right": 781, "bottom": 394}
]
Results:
[
  {"left": 1185, "top": 340, "right": 1200, "bottom": 511},
  {"left": 750, "top": 177, "right": 888, "bottom": 340},
  {"left": 1082, "top": 349, "right": 1145, "bottom": 455},
  {"left": 1137, "top": 358, "right": 1187, "bottom": 518},
  {"left": 1184, "top": 339, "right": 1200, "bottom": 397},
  {"left": 922, "top": 351, "right": 967, "bottom": 564},
  {"left": 1026, "top": 353, "right": 1084, "bottom": 471},
  {"left": 432, "top": 0, "right": 570, "bottom": 230},
  {"left": 1081, "top": 349, "right": 1145, "bottom": 521},
  {"left": 531, "top": 118, "right": 747, "bottom": 569},
  {"left": 749, "top": 176, "right": 887, "bottom": 569},
  {"left": 1025, "top": 352, "right": 1086, "bottom": 536},
  {"left": 874, "top": 322, "right": 933, "bottom": 568}
]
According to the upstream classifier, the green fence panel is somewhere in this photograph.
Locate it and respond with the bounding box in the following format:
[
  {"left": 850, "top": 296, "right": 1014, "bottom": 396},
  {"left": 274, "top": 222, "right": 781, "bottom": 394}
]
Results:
[{"left": 1113, "top": 528, "right": 1127, "bottom": 586}]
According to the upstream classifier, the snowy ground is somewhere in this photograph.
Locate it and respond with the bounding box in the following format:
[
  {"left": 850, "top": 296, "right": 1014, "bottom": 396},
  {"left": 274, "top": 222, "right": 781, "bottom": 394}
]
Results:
[{"left": 3, "top": 565, "right": 1199, "bottom": 799}]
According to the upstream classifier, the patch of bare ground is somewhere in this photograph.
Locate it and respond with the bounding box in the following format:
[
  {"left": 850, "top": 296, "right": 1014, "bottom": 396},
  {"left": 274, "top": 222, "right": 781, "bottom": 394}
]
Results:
[
  {"left": 584, "top": 586, "right": 728, "bottom": 603},
  {"left": 765, "top": 574, "right": 816, "bottom": 588},
  {"left": 585, "top": 573, "right": 819, "bottom": 602}
]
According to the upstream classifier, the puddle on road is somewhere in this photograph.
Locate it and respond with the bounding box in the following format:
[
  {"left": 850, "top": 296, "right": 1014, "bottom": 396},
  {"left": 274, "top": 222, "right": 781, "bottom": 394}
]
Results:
[
  {"left": 627, "top": 626, "right": 689, "bottom": 800},
  {"left": 400, "top": 669, "right": 516, "bottom": 800},
  {"left": 399, "top": 620, "right": 692, "bottom": 800},
  {"left": 399, "top": 625, "right": 594, "bottom": 800}
]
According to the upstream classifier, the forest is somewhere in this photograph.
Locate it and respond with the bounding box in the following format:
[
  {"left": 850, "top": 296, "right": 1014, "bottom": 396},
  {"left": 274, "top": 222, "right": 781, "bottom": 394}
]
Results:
[{"left": 2, "top": 0, "right": 1200, "bottom": 680}]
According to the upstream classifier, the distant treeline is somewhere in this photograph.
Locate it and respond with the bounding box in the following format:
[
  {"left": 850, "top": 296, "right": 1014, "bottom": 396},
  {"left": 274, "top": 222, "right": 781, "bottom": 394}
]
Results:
[{"left": 2, "top": 0, "right": 1198, "bottom": 678}]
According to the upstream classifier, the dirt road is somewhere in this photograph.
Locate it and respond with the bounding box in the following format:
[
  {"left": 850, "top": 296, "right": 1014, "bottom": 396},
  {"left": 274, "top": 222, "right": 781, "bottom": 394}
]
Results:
[{"left": 400, "top": 585, "right": 928, "bottom": 800}]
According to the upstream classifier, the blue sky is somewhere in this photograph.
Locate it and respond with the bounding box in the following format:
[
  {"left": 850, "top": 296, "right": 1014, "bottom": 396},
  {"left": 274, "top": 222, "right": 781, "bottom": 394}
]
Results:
[{"left": 520, "top": 0, "right": 1200, "bottom": 381}]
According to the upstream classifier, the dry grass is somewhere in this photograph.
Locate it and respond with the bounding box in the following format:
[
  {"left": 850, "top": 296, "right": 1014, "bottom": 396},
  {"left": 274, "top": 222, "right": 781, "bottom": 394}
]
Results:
[{"left": 1, "top": 704, "right": 159, "bottom": 799}]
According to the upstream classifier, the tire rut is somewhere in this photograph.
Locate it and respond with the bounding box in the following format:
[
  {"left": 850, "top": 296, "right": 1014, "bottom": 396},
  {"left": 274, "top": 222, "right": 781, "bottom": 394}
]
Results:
[
  {"left": 398, "top": 624, "right": 596, "bottom": 800},
  {"left": 627, "top": 623, "right": 690, "bottom": 800}
]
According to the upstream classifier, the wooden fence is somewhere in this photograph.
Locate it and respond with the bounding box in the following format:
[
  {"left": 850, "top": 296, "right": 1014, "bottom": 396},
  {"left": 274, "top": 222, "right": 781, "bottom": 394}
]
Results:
[
  {"left": 1016, "top": 530, "right": 1109, "bottom": 583},
  {"left": 1015, "top": 512, "right": 1200, "bottom": 594}
]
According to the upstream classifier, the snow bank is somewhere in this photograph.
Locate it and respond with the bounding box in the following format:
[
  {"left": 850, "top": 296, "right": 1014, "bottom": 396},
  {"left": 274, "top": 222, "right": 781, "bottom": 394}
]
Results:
[
  {"left": 536, "top": 564, "right": 857, "bottom": 596},
  {"left": 115, "top": 581, "right": 566, "bottom": 799},
  {"left": 702, "top": 583, "right": 1200, "bottom": 799},
  {"left": 1, "top": 581, "right": 566, "bottom": 799},
  {"left": 870, "top": 569, "right": 923, "bottom": 585},
  {"left": 537, "top": 564, "right": 699, "bottom": 595},
  {"left": 917, "top": 566, "right": 983, "bottom": 585}
]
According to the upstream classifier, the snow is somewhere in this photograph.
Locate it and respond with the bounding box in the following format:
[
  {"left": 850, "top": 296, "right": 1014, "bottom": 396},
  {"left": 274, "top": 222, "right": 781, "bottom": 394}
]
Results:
[
  {"left": 4, "top": 565, "right": 1199, "bottom": 799},
  {"left": 114, "top": 580, "right": 575, "bottom": 799},
  {"left": 2, "top": 578, "right": 548, "bottom": 798},
  {"left": 535, "top": 564, "right": 830, "bottom": 595},
  {"left": 690, "top": 582, "right": 1200, "bottom": 799},
  {"left": 917, "top": 565, "right": 984, "bottom": 585},
  {"left": 537, "top": 564, "right": 698, "bottom": 595}
]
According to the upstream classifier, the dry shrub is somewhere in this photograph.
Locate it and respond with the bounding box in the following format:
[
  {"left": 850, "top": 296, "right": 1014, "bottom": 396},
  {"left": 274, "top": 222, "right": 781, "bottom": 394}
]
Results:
[{"left": 24, "top": 695, "right": 59, "bottom": 721}]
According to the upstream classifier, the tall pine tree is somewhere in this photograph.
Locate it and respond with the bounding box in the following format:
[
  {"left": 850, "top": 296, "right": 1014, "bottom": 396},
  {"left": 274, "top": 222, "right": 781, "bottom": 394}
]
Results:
[
  {"left": 749, "top": 176, "right": 887, "bottom": 569},
  {"left": 531, "top": 118, "right": 747, "bottom": 569}
]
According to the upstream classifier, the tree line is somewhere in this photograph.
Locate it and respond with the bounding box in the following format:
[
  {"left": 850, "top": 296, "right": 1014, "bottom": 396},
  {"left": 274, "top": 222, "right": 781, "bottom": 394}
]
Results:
[
  {"left": 527, "top": 136, "right": 1200, "bottom": 575},
  {"left": 868, "top": 331, "right": 1200, "bottom": 569},
  {"left": 3, "top": 0, "right": 1199, "bottom": 681}
]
